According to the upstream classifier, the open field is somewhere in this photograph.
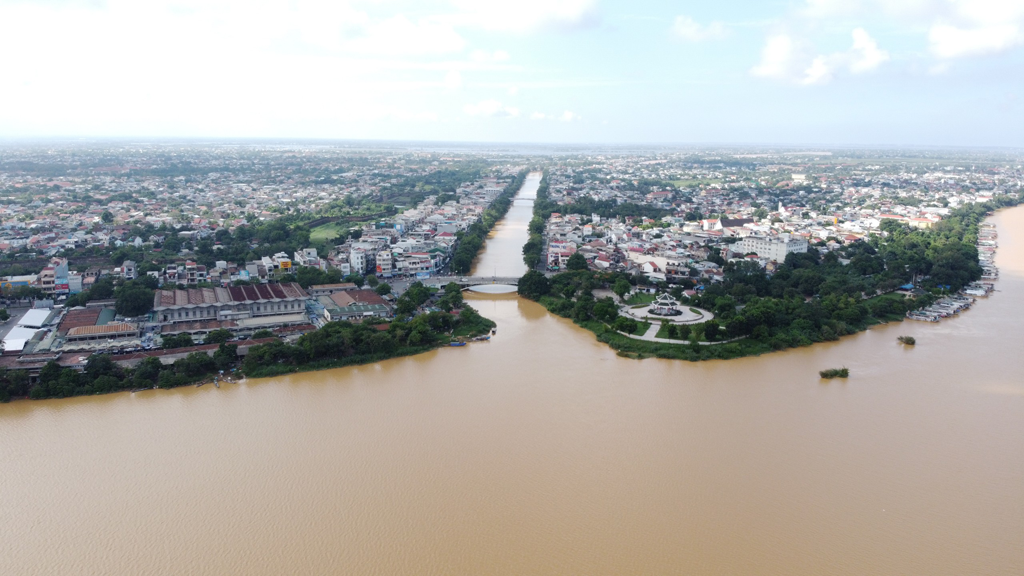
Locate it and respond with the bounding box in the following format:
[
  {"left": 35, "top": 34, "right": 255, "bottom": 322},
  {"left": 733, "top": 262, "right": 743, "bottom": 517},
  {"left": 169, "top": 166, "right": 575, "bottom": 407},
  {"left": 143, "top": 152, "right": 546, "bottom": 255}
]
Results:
[{"left": 310, "top": 222, "right": 347, "bottom": 243}]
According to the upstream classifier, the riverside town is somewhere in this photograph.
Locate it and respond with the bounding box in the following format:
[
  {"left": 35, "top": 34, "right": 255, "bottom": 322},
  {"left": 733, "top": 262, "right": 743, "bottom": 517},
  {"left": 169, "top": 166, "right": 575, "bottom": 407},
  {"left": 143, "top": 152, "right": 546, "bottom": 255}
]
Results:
[
  {"left": 6, "top": 3, "right": 1024, "bottom": 574},
  {"left": 0, "top": 144, "right": 1018, "bottom": 401}
]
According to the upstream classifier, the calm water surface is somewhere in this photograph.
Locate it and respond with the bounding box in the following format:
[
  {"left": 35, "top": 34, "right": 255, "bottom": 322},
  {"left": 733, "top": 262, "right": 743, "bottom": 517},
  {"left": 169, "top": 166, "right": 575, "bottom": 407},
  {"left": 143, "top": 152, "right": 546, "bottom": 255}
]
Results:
[{"left": 1, "top": 202, "right": 1023, "bottom": 575}]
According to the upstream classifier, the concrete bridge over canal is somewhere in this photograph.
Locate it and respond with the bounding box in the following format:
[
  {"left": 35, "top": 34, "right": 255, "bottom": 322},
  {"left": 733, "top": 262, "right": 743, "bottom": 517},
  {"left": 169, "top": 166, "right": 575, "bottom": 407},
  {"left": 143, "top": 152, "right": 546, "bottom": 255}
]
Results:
[{"left": 428, "top": 276, "right": 523, "bottom": 289}]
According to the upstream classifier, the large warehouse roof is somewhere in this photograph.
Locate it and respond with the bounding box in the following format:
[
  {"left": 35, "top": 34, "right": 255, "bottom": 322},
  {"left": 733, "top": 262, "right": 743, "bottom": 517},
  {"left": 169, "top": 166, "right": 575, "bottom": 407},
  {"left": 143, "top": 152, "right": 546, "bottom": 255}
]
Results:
[
  {"left": 153, "top": 283, "right": 309, "bottom": 309},
  {"left": 17, "top": 309, "right": 52, "bottom": 329}
]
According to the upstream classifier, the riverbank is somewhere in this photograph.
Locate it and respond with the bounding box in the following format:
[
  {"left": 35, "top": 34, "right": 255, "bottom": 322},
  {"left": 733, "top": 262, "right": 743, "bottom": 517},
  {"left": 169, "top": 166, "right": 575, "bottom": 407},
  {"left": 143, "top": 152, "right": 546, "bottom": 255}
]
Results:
[
  {"left": 517, "top": 189, "right": 1018, "bottom": 363},
  {"left": 533, "top": 292, "right": 908, "bottom": 361},
  {"left": 0, "top": 304, "right": 496, "bottom": 402},
  {"left": 241, "top": 309, "right": 495, "bottom": 379}
]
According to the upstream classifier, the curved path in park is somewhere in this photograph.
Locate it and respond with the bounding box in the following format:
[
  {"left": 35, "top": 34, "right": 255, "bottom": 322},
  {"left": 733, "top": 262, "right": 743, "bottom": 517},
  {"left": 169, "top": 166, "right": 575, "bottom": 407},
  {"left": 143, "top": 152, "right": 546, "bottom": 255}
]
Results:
[{"left": 619, "top": 323, "right": 744, "bottom": 346}]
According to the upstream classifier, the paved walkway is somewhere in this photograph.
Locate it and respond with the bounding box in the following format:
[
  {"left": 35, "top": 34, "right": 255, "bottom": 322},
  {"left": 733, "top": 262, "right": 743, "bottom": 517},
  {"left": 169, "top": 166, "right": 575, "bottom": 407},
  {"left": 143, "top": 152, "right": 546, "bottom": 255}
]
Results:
[{"left": 619, "top": 323, "right": 743, "bottom": 346}]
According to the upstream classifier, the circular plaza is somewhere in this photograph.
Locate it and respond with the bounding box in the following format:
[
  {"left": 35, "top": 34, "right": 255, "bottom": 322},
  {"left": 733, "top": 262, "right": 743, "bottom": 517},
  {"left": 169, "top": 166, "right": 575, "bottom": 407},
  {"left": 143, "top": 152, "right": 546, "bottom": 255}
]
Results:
[{"left": 620, "top": 293, "right": 714, "bottom": 324}]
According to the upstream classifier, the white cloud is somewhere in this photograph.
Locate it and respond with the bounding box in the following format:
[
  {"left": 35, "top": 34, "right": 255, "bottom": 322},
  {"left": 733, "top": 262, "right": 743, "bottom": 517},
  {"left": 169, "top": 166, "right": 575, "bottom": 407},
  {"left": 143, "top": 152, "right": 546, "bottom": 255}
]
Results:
[
  {"left": 751, "top": 35, "right": 801, "bottom": 80},
  {"left": 751, "top": 28, "right": 888, "bottom": 85},
  {"left": 0, "top": 1, "right": 546, "bottom": 137},
  {"left": 529, "top": 110, "right": 581, "bottom": 121},
  {"left": 797, "top": 0, "right": 1024, "bottom": 61},
  {"left": 927, "top": 0, "right": 1024, "bottom": 59},
  {"left": 470, "top": 49, "right": 512, "bottom": 62},
  {"left": 929, "top": 23, "right": 1023, "bottom": 58},
  {"left": 342, "top": 14, "right": 466, "bottom": 56},
  {"left": 672, "top": 15, "right": 727, "bottom": 42},
  {"left": 463, "top": 100, "right": 520, "bottom": 117},
  {"left": 444, "top": 70, "right": 463, "bottom": 90},
  {"left": 448, "top": 0, "right": 598, "bottom": 33},
  {"left": 802, "top": 56, "right": 834, "bottom": 85},
  {"left": 848, "top": 27, "right": 890, "bottom": 72}
]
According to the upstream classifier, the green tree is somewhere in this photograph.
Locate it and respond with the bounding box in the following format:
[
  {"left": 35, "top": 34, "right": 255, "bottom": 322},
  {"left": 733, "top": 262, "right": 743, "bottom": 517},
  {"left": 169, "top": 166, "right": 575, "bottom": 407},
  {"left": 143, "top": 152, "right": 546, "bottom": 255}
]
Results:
[
  {"left": 38, "top": 360, "right": 62, "bottom": 387},
  {"left": 204, "top": 329, "right": 233, "bottom": 345},
  {"left": 115, "top": 282, "right": 154, "bottom": 317},
  {"left": 517, "top": 270, "right": 550, "bottom": 300},
  {"left": 213, "top": 343, "right": 238, "bottom": 370},
  {"left": 84, "top": 354, "right": 120, "bottom": 381},
  {"left": 704, "top": 320, "right": 721, "bottom": 342},
  {"left": 612, "top": 278, "right": 631, "bottom": 300},
  {"left": 613, "top": 316, "right": 638, "bottom": 334},
  {"left": 565, "top": 252, "right": 588, "bottom": 271},
  {"left": 174, "top": 352, "right": 216, "bottom": 379},
  {"left": 132, "top": 357, "right": 164, "bottom": 387},
  {"left": 162, "top": 333, "right": 194, "bottom": 350},
  {"left": 90, "top": 280, "right": 115, "bottom": 300}
]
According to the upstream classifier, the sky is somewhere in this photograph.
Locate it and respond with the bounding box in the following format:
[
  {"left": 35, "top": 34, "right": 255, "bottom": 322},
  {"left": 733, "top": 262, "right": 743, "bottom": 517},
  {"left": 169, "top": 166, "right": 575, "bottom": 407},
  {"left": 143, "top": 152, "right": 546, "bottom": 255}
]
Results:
[{"left": 1, "top": 0, "right": 1023, "bottom": 146}]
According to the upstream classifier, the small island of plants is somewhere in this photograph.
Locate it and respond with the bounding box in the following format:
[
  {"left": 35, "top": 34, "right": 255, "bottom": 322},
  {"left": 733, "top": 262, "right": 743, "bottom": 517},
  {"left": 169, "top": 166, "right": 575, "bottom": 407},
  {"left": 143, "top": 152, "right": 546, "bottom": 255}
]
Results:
[
  {"left": 897, "top": 335, "right": 916, "bottom": 345},
  {"left": 819, "top": 368, "right": 850, "bottom": 379}
]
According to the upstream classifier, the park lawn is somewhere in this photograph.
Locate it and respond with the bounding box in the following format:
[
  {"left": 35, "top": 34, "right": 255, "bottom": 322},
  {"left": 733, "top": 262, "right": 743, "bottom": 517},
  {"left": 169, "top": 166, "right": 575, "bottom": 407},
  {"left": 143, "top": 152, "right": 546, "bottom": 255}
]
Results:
[
  {"left": 625, "top": 292, "right": 657, "bottom": 306},
  {"left": 310, "top": 222, "right": 347, "bottom": 243},
  {"left": 670, "top": 179, "right": 722, "bottom": 188},
  {"left": 632, "top": 321, "right": 651, "bottom": 335},
  {"left": 655, "top": 323, "right": 689, "bottom": 340}
]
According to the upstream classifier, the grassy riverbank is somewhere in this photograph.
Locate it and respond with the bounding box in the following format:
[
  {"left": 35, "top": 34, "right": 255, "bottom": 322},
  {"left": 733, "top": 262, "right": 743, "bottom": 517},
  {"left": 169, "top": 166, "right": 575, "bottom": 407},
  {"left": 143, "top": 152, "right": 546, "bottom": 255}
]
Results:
[{"left": 241, "top": 307, "right": 495, "bottom": 379}]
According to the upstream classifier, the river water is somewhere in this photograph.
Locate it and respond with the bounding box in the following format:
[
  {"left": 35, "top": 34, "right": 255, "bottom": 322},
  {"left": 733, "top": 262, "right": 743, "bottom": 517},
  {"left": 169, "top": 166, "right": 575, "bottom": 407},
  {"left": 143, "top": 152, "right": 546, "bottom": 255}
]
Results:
[{"left": 1, "top": 193, "right": 1022, "bottom": 575}]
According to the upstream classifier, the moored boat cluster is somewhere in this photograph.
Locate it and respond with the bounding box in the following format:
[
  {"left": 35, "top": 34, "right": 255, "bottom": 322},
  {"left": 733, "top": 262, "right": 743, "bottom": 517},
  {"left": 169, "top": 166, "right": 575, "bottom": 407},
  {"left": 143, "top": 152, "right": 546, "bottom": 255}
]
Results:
[
  {"left": 907, "top": 295, "right": 976, "bottom": 322},
  {"left": 909, "top": 220, "right": 995, "bottom": 319},
  {"left": 978, "top": 223, "right": 999, "bottom": 280},
  {"left": 906, "top": 223, "right": 999, "bottom": 323}
]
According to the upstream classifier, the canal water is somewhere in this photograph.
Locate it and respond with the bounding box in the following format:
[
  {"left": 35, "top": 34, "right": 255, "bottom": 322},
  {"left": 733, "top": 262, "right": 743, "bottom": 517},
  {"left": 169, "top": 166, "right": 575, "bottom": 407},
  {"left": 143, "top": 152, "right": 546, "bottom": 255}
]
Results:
[
  {"left": 1, "top": 199, "right": 1022, "bottom": 575},
  {"left": 469, "top": 171, "right": 539, "bottom": 278}
]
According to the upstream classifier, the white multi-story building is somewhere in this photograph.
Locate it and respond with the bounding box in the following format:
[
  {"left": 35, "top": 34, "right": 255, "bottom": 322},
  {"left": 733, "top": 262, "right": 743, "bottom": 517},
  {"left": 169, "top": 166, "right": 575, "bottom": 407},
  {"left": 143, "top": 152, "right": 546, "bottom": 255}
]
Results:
[
  {"left": 376, "top": 250, "right": 394, "bottom": 277},
  {"left": 349, "top": 249, "right": 367, "bottom": 275},
  {"left": 733, "top": 234, "right": 808, "bottom": 262}
]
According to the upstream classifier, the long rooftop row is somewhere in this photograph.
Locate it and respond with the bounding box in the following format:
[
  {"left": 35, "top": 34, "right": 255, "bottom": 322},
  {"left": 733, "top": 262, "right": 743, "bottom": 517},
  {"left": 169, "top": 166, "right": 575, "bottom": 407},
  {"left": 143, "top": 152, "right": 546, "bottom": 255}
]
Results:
[{"left": 153, "top": 282, "right": 309, "bottom": 308}]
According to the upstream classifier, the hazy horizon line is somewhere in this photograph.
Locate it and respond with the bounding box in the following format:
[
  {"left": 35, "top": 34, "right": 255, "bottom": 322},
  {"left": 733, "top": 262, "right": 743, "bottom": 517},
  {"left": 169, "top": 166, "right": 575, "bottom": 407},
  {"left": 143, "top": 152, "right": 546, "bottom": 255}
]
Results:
[{"left": 1, "top": 136, "right": 1022, "bottom": 154}]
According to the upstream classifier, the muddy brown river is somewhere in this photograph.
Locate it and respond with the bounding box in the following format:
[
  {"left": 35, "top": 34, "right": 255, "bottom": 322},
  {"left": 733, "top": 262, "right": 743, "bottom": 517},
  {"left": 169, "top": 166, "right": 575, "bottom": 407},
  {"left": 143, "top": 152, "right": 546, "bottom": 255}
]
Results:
[{"left": 1, "top": 187, "right": 1021, "bottom": 575}]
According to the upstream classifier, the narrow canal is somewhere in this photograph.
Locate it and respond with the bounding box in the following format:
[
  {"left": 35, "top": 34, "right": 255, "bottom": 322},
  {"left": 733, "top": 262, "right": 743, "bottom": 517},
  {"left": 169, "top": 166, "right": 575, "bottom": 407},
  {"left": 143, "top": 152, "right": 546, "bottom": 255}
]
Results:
[{"left": 469, "top": 171, "right": 540, "bottom": 278}]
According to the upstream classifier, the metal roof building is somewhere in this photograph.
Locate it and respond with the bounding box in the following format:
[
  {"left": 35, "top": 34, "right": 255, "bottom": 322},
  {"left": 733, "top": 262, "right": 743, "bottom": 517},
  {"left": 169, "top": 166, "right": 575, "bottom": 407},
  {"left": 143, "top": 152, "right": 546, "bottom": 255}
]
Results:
[
  {"left": 17, "top": 309, "right": 53, "bottom": 329},
  {"left": 152, "top": 282, "right": 310, "bottom": 324}
]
